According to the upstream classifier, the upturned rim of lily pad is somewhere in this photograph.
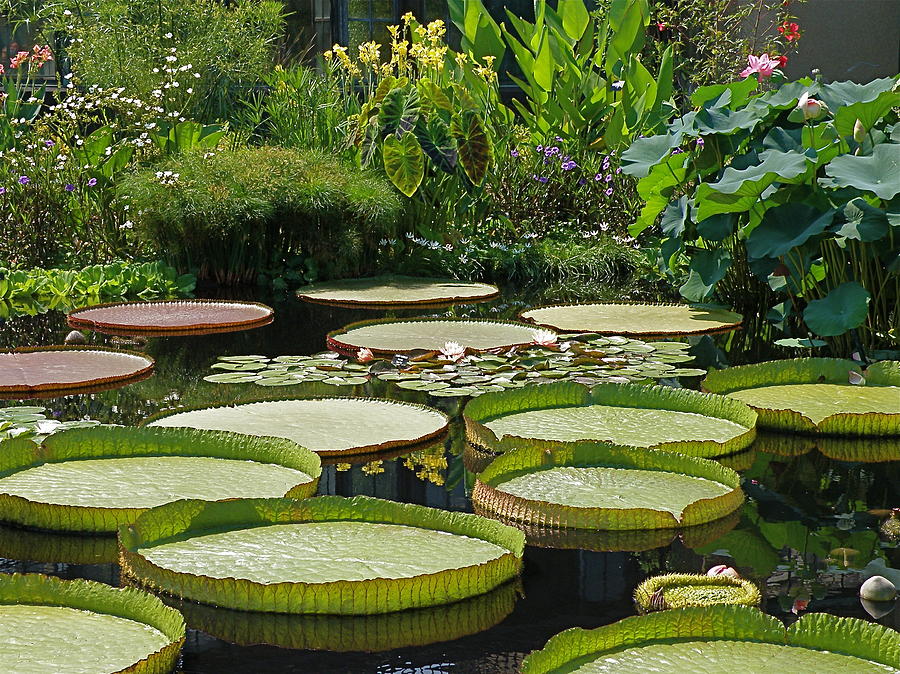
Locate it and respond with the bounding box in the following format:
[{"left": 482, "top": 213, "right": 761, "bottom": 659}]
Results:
[
  {"left": 295, "top": 275, "right": 500, "bottom": 309},
  {"left": 119, "top": 495, "right": 525, "bottom": 615},
  {"left": 634, "top": 572, "right": 761, "bottom": 613},
  {"left": 519, "top": 301, "right": 743, "bottom": 337},
  {"left": 702, "top": 358, "right": 900, "bottom": 436},
  {"left": 0, "top": 572, "right": 186, "bottom": 674}
]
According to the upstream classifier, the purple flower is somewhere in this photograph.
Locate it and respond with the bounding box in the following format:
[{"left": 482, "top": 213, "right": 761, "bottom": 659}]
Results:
[
  {"left": 536, "top": 145, "right": 543, "bottom": 152},
  {"left": 44, "top": 139, "right": 54, "bottom": 147},
  {"left": 533, "top": 174, "right": 549, "bottom": 183},
  {"left": 616, "top": 167, "right": 622, "bottom": 174},
  {"left": 578, "top": 178, "right": 587, "bottom": 186},
  {"left": 561, "top": 160, "right": 577, "bottom": 171},
  {"left": 64, "top": 183, "right": 75, "bottom": 192},
  {"left": 555, "top": 135, "right": 563, "bottom": 142},
  {"left": 605, "top": 187, "right": 613, "bottom": 196},
  {"left": 18, "top": 176, "right": 30, "bottom": 185},
  {"left": 0, "top": 187, "right": 6, "bottom": 195},
  {"left": 696, "top": 137, "right": 705, "bottom": 148},
  {"left": 87, "top": 178, "right": 98, "bottom": 186},
  {"left": 594, "top": 173, "right": 603, "bottom": 181},
  {"left": 605, "top": 174, "right": 613, "bottom": 182},
  {"left": 672, "top": 148, "right": 684, "bottom": 155},
  {"left": 510, "top": 149, "right": 519, "bottom": 157}
]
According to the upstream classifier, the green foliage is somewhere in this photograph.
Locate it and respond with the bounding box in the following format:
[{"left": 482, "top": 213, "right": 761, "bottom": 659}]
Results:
[{"left": 118, "top": 146, "right": 402, "bottom": 284}]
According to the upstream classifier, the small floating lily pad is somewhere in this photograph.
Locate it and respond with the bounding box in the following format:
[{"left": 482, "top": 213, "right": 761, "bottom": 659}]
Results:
[
  {"left": 0, "top": 572, "right": 185, "bottom": 674},
  {"left": 146, "top": 397, "right": 449, "bottom": 458},
  {"left": 327, "top": 318, "right": 545, "bottom": 355},
  {"left": 521, "top": 302, "right": 742, "bottom": 337},
  {"left": 464, "top": 381, "right": 757, "bottom": 457},
  {"left": 520, "top": 605, "right": 900, "bottom": 673},
  {"left": 0, "top": 347, "right": 154, "bottom": 398},
  {"left": 634, "top": 573, "right": 761, "bottom": 612},
  {"left": 472, "top": 442, "right": 743, "bottom": 530},
  {"left": 120, "top": 495, "right": 524, "bottom": 615},
  {"left": 703, "top": 358, "right": 900, "bottom": 435},
  {"left": 68, "top": 299, "right": 274, "bottom": 336},
  {"left": 0, "top": 427, "right": 321, "bottom": 532},
  {"left": 296, "top": 275, "right": 499, "bottom": 308}
]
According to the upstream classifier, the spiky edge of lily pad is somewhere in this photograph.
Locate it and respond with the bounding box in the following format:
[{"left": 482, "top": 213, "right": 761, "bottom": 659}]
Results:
[
  {"left": 119, "top": 495, "right": 525, "bottom": 615},
  {"left": 0, "top": 427, "right": 322, "bottom": 533},
  {"left": 472, "top": 442, "right": 744, "bottom": 530},
  {"left": 519, "top": 301, "right": 743, "bottom": 336},
  {"left": 0, "top": 572, "right": 185, "bottom": 674},
  {"left": 0, "top": 346, "right": 154, "bottom": 396},
  {"left": 463, "top": 381, "right": 757, "bottom": 458},
  {"left": 296, "top": 276, "right": 499, "bottom": 309},
  {"left": 634, "top": 573, "right": 761, "bottom": 613},
  {"left": 143, "top": 396, "right": 450, "bottom": 457},
  {"left": 702, "top": 358, "right": 900, "bottom": 436},
  {"left": 520, "top": 605, "right": 900, "bottom": 673},
  {"left": 153, "top": 579, "right": 518, "bottom": 652},
  {"left": 326, "top": 317, "right": 544, "bottom": 357}
]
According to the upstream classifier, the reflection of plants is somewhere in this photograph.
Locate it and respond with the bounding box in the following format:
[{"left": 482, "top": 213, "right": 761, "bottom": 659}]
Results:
[{"left": 403, "top": 445, "right": 448, "bottom": 486}]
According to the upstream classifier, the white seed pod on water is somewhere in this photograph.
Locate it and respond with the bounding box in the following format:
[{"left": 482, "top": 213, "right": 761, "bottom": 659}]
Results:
[{"left": 859, "top": 575, "right": 897, "bottom": 602}]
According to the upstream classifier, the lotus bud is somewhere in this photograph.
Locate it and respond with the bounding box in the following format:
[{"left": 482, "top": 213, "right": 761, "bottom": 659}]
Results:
[
  {"left": 853, "top": 118, "right": 867, "bottom": 143},
  {"left": 707, "top": 564, "right": 740, "bottom": 579},
  {"left": 64, "top": 330, "right": 87, "bottom": 345},
  {"left": 860, "top": 575, "right": 897, "bottom": 602},
  {"left": 848, "top": 370, "right": 866, "bottom": 385},
  {"left": 356, "top": 347, "right": 374, "bottom": 363},
  {"left": 796, "top": 92, "right": 829, "bottom": 121}
]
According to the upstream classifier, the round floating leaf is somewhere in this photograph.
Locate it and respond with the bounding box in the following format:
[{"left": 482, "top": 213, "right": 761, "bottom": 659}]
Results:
[
  {"left": 703, "top": 358, "right": 900, "bottom": 435},
  {"left": 521, "top": 605, "right": 900, "bottom": 673},
  {"left": 296, "top": 275, "right": 498, "bottom": 308},
  {"left": 520, "top": 303, "right": 742, "bottom": 337},
  {"left": 202, "top": 372, "right": 263, "bottom": 384},
  {"left": 0, "top": 572, "right": 185, "bottom": 674},
  {"left": 634, "top": 573, "right": 761, "bottom": 612},
  {"left": 119, "top": 495, "right": 524, "bottom": 615},
  {"left": 146, "top": 397, "right": 449, "bottom": 457},
  {"left": 803, "top": 282, "right": 871, "bottom": 337},
  {"left": 822, "top": 143, "right": 900, "bottom": 200},
  {"left": 0, "top": 426, "right": 321, "bottom": 532}
]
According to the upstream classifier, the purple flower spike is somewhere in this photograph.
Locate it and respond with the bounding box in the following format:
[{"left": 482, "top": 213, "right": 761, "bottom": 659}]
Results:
[
  {"left": 578, "top": 178, "right": 587, "bottom": 186},
  {"left": 561, "top": 160, "right": 577, "bottom": 171}
]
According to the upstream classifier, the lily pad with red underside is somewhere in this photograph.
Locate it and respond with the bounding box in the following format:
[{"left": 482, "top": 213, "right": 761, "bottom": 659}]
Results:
[
  {"left": 67, "top": 299, "right": 274, "bottom": 336},
  {"left": 0, "top": 346, "right": 154, "bottom": 399},
  {"left": 296, "top": 275, "right": 499, "bottom": 309}
]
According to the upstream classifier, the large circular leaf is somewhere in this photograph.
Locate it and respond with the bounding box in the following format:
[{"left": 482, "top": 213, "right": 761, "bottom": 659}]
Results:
[
  {"left": 802, "top": 282, "right": 871, "bottom": 337},
  {"left": 822, "top": 143, "right": 900, "bottom": 200},
  {"left": 520, "top": 302, "right": 742, "bottom": 336},
  {"left": 119, "top": 496, "right": 524, "bottom": 615},
  {"left": 146, "top": 397, "right": 449, "bottom": 457},
  {"left": 634, "top": 573, "right": 760, "bottom": 612},
  {"left": 296, "top": 275, "right": 498, "bottom": 308}
]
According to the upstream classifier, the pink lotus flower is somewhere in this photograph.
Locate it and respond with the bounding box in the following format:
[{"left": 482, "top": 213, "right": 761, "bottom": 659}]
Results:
[
  {"left": 356, "top": 347, "right": 374, "bottom": 362},
  {"left": 531, "top": 329, "right": 558, "bottom": 347},
  {"left": 440, "top": 341, "right": 466, "bottom": 362},
  {"left": 707, "top": 565, "right": 741, "bottom": 579},
  {"left": 796, "top": 92, "right": 828, "bottom": 120},
  {"left": 740, "top": 54, "right": 780, "bottom": 79}
]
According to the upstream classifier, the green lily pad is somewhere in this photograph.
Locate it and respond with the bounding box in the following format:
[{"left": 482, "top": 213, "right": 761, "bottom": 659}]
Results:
[
  {"left": 202, "top": 372, "right": 263, "bottom": 384},
  {"left": 521, "top": 606, "right": 900, "bottom": 673},
  {"left": 634, "top": 573, "right": 760, "bottom": 612},
  {"left": 520, "top": 303, "right": 742, "bottom": 337},
  {"left": 146, "top": 397, "right": 449, "bottom": 457},
  {"left": 119, "top": 496, "right": 524, "bottom": 615},
  {"left": 803, "top": 282, "right": 871, "bottom": 337},
  {"left": 296, "top": 275, "right": 499, "bottom": 308}
]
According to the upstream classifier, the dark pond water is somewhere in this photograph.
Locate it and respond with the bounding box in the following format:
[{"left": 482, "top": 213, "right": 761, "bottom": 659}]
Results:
[{"left": 0, "top": 289, "right": 898, "bottom": 673}]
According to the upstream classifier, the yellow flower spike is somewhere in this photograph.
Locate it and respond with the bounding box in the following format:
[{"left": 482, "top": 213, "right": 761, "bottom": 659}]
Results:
[
  {"left": 454, "top": 52, "right": 468, "bottom": 67},
  {"left": 387, "top": 24, "right": 399, "bottom": 38},
  {"left": 402, "top": 11, "right": 414, "bottom": 24},
  {"left": 323, "top": 50, "right": 333, "bottom": 61},
  {"left": 415, "top": 25, "right": 427, "bottom": 38}
]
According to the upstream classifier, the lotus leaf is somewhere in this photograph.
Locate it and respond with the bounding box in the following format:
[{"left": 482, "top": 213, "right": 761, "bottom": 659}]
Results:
[
  {"left": 119, "top": 495, "right": 524, "bottom": 614},
  {"left": 464, "top": 382, "right": 757, "bottom": 457},
  {"left": 821, "top": 143, "right": 900, "bottom": 200},
  {"left": 296, "top": 275, "right": 499, "bottom": 308},
  {"left": 472, "top": 442, "right": 743, "bottom": 530},
  {"left": 803, "top": 282, "right": 871, "bottom": 337},
  {"left": 703, "top": 358, "right": 900, "bottom": 436},
  {"left": 0, "top": 573, "right": 185, "bottom": 674},
  {"left": 634, "top": 573, "right": 760, "bottom": 612},
  {"left": 520, "top": 605, "right": 900, "bottom": 673},
  {"left": 520, "top": 302, "right": 742, "bottom": 337},
  {"left": 0, "top": 426, "right": 321, "bottom": 532},
  {"left": 146, "top": 397, "right": 449, "bottom": 457},
  {"left": 327, "top": 317, "right": 543, "bottom": 355}
]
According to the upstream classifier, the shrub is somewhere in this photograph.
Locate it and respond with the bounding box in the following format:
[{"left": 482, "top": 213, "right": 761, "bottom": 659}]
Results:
[{"left": 119, "top": 146, "right": 402, "bottom": 284}]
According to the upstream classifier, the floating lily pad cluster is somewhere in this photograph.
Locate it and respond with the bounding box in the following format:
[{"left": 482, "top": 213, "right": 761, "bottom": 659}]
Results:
[{"left": 0, "top": 406, "right": 100, "bottom": 442}]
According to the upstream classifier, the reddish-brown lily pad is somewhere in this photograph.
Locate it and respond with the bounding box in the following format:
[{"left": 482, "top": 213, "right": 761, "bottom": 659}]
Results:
[
  {"left": 67, "top": 300, "right": 273, "bottom": 336},
  {"left": 0, "top": 347, "right": 154, "bottom": 398}
]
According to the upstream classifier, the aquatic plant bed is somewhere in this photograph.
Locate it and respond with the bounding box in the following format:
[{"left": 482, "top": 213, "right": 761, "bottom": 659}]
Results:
[
  {"left": 146, "top": 397, "right": 449, "bottom": 457},
  {"left": 473, "top": 443, "right": 743, "bottom": 530},
  {"left": 634, "top": 572, "right": 760, "bottom": 612},
  {"left": 464, "top": 381, "right": 757, "bottom": 457},
  {"left": 68, "top": 299, "right": 274, "bottom": 335},
  {"left": 0, "top": 572, "right": 185, "bottom": 673},
  {"left": 521, "top": 605, "right": 900, "bottom": 672},
  {"left": 703, "top": 358, "right": 900, "bottom": 435},
  {"left": 521, "top": 302, "right": 742, "bottom": 336},
  {"left": 296, "top": 275, "right": 499, "bottom": 308},
  {"left": 0, "top": 426, "right": 320, "bottom": 532},
  {"left": 120, "top": 496, "right": 525, "bottom": 614},
  {"left": 0, "top": 346, "right": 154, "bottom": 398}
]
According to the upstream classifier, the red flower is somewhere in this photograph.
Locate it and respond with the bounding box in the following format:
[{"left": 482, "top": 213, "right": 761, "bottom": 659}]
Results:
[
  {"left": 776, "top": 55, "right": 788, "bottom": 68},
  {"left": 656, "top": 22, "right": 666, "bottom": 31},
  {"left": 778, "top": 21, "right": 801, "bottom": 41}
]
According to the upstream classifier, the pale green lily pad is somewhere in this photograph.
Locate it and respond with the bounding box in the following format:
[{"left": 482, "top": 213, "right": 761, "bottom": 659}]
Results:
[
  {"left": 147, "top": 397, "right": 449, "bottom": 457},
  {"left": 726, "top": 384, "right": 898, "bottom": 424},
  {"left": 520, "top": 303, "right": 742, "bottom": 336},
  {"left": 296, "top": 275, "right": 499, "bottom": 308}
]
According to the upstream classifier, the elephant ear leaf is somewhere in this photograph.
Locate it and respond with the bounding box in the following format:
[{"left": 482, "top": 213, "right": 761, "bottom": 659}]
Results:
[
  {"left": 452, "top": 110, "right": 492, "bottom": 185},
  {"left": 803, "top": 281, "right": 871, "bottom": 337},
  {"left": 379, "top": 86, "right": 420, "bottom": 138},
  {"left": 383, "top": 132, "right": 424, "bottom": 197},
  {"left": 415, "top": 116, "right": 457, "bottom": 173}
]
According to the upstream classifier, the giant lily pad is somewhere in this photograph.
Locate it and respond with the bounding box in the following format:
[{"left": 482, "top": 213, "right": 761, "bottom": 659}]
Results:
[
  {"left": 464, "top": 382, "right": 757, "bottom": 457},
  {"left": 119, "top": 495, "right": 524, "bottom": 615},
  {"left": 146, "top": 397, "right": 449, "bottom": 458},
  {"left": 472, "top": 442, "right": 744, "bottom": 530},
  {"left": 703, "top": 358, "right": 900, "bottom": 436},
  {"left": 0, "top": 572, "right": 185, "bottom": 674},
  {"left": 296, "top": 275, "right": 499, "bottom": 308},
  {"left": 327, "top": 318, "right": 544, "bottom": 355},
  {"left": 634, "top": 573, "right": 760, "bottom": 612},
  {"left": 0, "top": 427, "right": 321, "bottom": 532},
  {"left": 68, "top": 299, "right": 274, "bottom": 336},
  {"left": 520, "top": 302, "right": 742, "bottom": 337},
  {"left": 0, "top": 347, "right": 154, "bottom": 398},
  {"left": 520, "top": 605, "right": 900, "bottom": 673}
]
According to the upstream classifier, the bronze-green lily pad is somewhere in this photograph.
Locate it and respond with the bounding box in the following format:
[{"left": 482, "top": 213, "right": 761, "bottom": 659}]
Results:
[
  {"left": 296, "top": 275, "right": 499, "bottom": 308},
  {"left": 634, "top": 573, "right": 761, "bottom": 613}
]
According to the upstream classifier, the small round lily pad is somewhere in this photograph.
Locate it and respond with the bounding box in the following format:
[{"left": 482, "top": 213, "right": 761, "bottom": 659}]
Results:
[
  {"left": 296, "top": 275, "right": 499, "bottom": 308},
  {"left": 634, "top": 573, "right": 761, "bottom": 612}
]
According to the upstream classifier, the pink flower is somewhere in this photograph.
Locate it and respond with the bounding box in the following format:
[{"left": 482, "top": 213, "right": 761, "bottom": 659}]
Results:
[
  {"left": 796, "top": 92, "right": 828, "bottom": 120},
  {"left": 440, "top": 341, "right": 466, "bottom": 362},
  {"left": 356, "top": 347, "right": 374, "bottom": 363},
  {"left": 740, "top": 54, "right": 779, "bottom": 79},
  {"left": 707, "top": 565, "right": 741, "bottom": 579},
  {"left": 791, "top": 598, "right": 809, "bottom": 614},
  {"left": 9, "top": 51, "right": 29, "bottom": 69},
  {"left": 531, "top": 329, "right": 558, "bottom": 347}
]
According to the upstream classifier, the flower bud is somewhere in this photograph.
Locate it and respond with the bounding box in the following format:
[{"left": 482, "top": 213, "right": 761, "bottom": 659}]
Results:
[
  {"left": 853, "top": 118, "right": 866, "bottom": 143},
  {"left": 707, "top": 564, "right": 741, "bottom": 579},
  {"left": 797, "top": 92, "right": 828, "bottom": 120}
]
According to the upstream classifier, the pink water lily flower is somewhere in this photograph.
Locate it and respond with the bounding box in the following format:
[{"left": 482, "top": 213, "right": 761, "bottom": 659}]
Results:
[
  {"left": 440, "top": 341, "right": 466, "bottom": 362},
  {"left": 707, "top": 564, "right": 741, "bottom": 579},
  {"left": 791, "top": 598, "right": 809, "bottom": 614},
  {"left": 740, "top": 54, "right": 779, "bottom": 79},
  {"left": 356, "top": 347, "right": 374, "bottom": 363},
  {"left": 531, "top": 329, "right": 558, "bottom": 347}
]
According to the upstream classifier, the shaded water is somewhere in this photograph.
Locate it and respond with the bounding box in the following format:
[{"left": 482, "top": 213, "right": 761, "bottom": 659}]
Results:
[{"left": 0, "top": 290, "right": 898, "bottom": 673}]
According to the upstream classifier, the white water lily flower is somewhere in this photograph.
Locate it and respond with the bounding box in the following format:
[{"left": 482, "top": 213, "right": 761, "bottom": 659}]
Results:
[
  {"left": 440, "top": 341, "right": 466, "bottom": 361},
  {"left": 531, "top": 329, "right": 558, "bottom": 346}
]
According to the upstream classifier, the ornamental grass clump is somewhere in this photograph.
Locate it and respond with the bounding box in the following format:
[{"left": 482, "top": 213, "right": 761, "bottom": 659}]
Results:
[{"left": 119, "top": 147, "right": 401, "bottom": 284}]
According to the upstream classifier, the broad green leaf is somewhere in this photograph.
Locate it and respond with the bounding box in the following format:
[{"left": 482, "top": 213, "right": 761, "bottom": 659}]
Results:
[
  {"left": 621, "top": 133, "right": 682, "bottom": 178},
  {"left": 691, "top": 77, "right": 758, "bottom": 109},
  {"left": 452, "top": 111, "right": 492, "bottom": 185},
  {"left": 630, "top": 154, "right": 690, "bottom": 235},
  {"left": 378, "top": 87, "right": 420, "bottom": 137},
  {"left": 746, "top": 204, "right": 835, "bottom": 259},
  {"left": 833, "top": 89, "right": 900, "bottom": 138},
  {"left": 558, "top": 0, "right": 590, "bottom": 40},
  {"left": 821, "top": 143, "right": 900, "bottom": 200},
  {"left": 697, "top": 213, "right": 735, "bottom": 241},
  {"left": 383, "top": 132, "right": 424, "bottom": 197},
  {"left": 836, "top": 198, "right": 889, "bottom": 241},
  {"left": 659, "top": 195, "right": 689, "bottom": 237},
  {"left": 803, "top": 282, "right": 872, "bottom": 337},
  {"left": 415, "top": 116, "right": 457, "bottom": 173},
  {"left": 679, "top": 248, "right": 731, "bottom": 302},
  {"left": 68, "top": 299, "right": 273, "bottom": 333},
  {"left": 0, "top": 348, "right": 153, "bottom": 395}
]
